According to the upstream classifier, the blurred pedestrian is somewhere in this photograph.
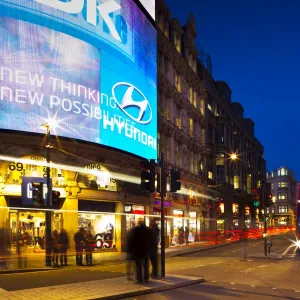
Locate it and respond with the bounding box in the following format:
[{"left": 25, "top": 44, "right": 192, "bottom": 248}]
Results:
[
  {"left": 125, "top": 227, "right": 134, "bottom": 280},
  {"left": 129, "top": 218, "right": 150, "bottom": 284},
  {"left": 59, "top": 229, "right": 69, "bottom": 266},
  {"left": 184, "top": 227, "right": 189, "bottom": 245},
  {"left": 74, "top": 228, "right": 85, "bottom": 266},
  {"left": 85, "top": 230, "right": 95, "bottom": 266},
  {"left": 149, "top": 219, "right": 159, "bottom": 279},
  {"left": 52, "top": 229, "right": 60, "bottom": 267}
]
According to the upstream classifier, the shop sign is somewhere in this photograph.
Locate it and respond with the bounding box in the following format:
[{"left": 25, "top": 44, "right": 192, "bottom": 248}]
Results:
[
  {"left": 132, "top": 205, "right": 145, "bottom": 215},
  {"left": 189, "top": 212, "right": 197, "bottom": 219},
  {"left": 153, "top": 200, "right": 171, "bottom": 207},
  {"left": 78, "top": 163, "right": 117, "bottom": 191},
  {"left": 124, "top": 205, "right": 132, "bottom": 213},
  {"left": 245, "top": 206, "right": 250, "bottom": 216},
  {"left": 6, "top": 155, "right": 64, "bottom": 186},
  {"left": 188, "top": 197, "right": 197, "bottom": 206},
  {"left": 173, "top": 209, "right": 184, "bottom": 217}
]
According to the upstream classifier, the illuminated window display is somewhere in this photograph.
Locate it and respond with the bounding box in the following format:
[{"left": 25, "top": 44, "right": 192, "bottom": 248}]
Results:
[
  {"left": 188, "top": 212, "right": 197, "bottom": 242},
  {"left": 125, "top": 204, "right": 145, "bottom": 231},
  {"left": 78, "top": 213, "right": 115, "bottom": 249},
  {"left": 172, "top": 209, "right": 185, "bottom": 245},
  {"left": 9, "top": 210, "right": 62, "bottom": 255}
]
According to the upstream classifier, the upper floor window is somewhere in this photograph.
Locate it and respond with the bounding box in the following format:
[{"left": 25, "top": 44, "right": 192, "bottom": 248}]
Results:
[
  {"left": 216, "top": 153, "right": 225, "bottom": 166},
  {"left": 278, "top": 181, "right": 288, "bottom": 188},
  {"left": 278, "top": 205, "right": 288, "bottom": 213},
  {"left": 175, "top": 71, "right": 181, "bottom": 92},
  {"left": 174, "top": 34, "right": 181, "bottom": 53},
  {"left": 189, "top": 118, "right": 194, "bottom": 136},
  {"left": 193, "top": 90, "right": 197, "bottom": 107},
  {"left": 280, "top": 168, "right": 288, "bottom": 176},
  {"left": 278, "top": 192, "right": 287, "bottom": 200},
  {"left": 234, "top": 176, "right": 240, "bottom": 189},
  {"left": 208, "top": 171, "right": 213, "bottom": 180},
  {"left": 257, "top": 180, "right": 261, "bottom": 188},
  {"left": 189, "top": 87, "right": 193, "bottom": 104},
  {"left": 208, "top": 98, "right": 212, "bottom": 111}
]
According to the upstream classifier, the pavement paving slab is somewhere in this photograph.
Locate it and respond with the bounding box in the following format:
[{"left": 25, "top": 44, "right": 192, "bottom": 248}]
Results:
[{"left": 0, "top": 274, "right": 205, "bottom": 300}]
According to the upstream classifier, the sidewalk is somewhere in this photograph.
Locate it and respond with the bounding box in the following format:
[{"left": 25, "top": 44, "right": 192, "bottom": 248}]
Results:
[
  {"left": 0, "top": 274, "right": 205, "bottom": 300},
  {"left": 0, "top": 239, "right": 237, "bottom": 273}
]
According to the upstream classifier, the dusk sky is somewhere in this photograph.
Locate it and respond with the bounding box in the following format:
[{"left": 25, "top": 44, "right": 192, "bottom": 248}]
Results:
[{"left": 164, "top": 0, "right": 300, "bottom": 179}]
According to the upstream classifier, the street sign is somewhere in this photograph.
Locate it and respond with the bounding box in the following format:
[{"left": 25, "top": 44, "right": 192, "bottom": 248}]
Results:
[{"left": 21, "top": 177, "right": 52, "bottom": 206}]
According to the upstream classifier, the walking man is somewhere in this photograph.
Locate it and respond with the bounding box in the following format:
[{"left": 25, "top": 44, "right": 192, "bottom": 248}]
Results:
[{"left": 149, "top": 219, "right": 159, "bottom": 279}]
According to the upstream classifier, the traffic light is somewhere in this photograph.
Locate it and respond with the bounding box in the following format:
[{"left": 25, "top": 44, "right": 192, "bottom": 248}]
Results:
[
  {"left": 170, "top": 169, "right": 181, "bottom": 192},
  {"left": 52, "top": 190, "right": 61, "bottom": 205},
  {"left": 140, "top": 159, "right": 155, "bottom": 192},
  {"left": 32, "top": 182, "right": 43, "bottom": 206}
]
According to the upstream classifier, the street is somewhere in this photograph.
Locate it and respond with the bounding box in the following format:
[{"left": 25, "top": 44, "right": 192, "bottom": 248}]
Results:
[{"left": 0, "top": 231, "right": 299, "bottom": 299}]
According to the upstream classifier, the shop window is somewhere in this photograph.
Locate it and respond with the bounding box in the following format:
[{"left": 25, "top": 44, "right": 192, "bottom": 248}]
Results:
[{"left": 232, "top": 203, "right": 239, "bottom": 217}]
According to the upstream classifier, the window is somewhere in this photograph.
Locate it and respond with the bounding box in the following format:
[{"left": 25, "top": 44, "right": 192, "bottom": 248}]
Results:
[
  {"left": 278, "top": 181, "right": 288, "bottom": 188},
  {"left": 257, "top": 180, "right": 261, "bottom": 188},
  {"left": 189, "top": 118, "right": 194, "bottom": 136},
  {"left": 266, "top": 207, "right": 270, "bottom": 214},
  {"left": 190, "top": 151, "right": 194, "bottom": 173},
  {"left": 234, "top": 176, "right": 240, "bottom": 189},
  {"left": 247, "top": 174, "right": 252, "bottom": 194},
  {"left": 280, "top": 168, "right": 288, "bottom": 176},
  {"left": 278, "top": 205, "right": 288, "bottom": 213},
  {"left": 175, "top": 34, "right": 181, "bottom": 53},
  {"left": 208, "top": 171, "right": 213, "bottom": 180},
  {"left": 216, "top": 153, "right": 225, "bottom": 166},
  {"left": 200, "top": 98, "right": 205, "bottom": 115},
  {"left": 175, "top": 71, "right": 181, "bottom": 92},
  {"left": 193, "top": 90, "right": 197, "bottom": 107},
  {"left": 278, "top": 192, "right": 287, "bottom": 200},
  {"left": 189, "top": 87, "right": 193, "bottom": 104},
  {"left": 207, "top": 98, "right": 212, "bottom": 111}
]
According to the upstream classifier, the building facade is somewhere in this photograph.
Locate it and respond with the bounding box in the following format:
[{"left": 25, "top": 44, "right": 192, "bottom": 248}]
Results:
[
  {"left": 266, "top": 166, "right": 297, "bottom": 226},
  {"left": 156, "top": 0, "right": 266, "bottom": 239}
]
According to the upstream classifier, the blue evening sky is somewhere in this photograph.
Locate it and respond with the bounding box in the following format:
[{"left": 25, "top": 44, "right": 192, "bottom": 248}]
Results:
[{"left": 164, "top": 0, "right": 300, "bottom": 179}]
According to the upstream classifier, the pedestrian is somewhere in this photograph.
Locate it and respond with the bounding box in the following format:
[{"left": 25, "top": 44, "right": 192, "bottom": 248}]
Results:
[
  {"left": 149, "top": 219, "right": 159, "bottom": 279},
  {"left": 125, "top": 227, "right": 134, "bottom": 281},
  {"left": 52, "top": 229, "right": 60, "bottom": 267},
  {"left": 129, "top": 218, "right": 150, "bottom": 284},
  {"left": 59, "top": 229, "right": 69, "bottom": 266},
  {"left": 85, "top": 230, "right": 95, "bottom": 266},
  {"left": 184, "top": 227, "right": 190, "bottom": 245},
  {"left": 74, "top": 228, "right": 85, "bottom": 266}
]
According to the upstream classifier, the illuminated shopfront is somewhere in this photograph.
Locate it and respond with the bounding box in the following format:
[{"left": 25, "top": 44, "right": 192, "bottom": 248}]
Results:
[
  {"left": 245, "top": 205, "right": 251, "bottom": 228},
  {"left": 153, "top": 200, "right": 171, "bottom": 236},
  {"left": 232, "top": 203, "right": 239, "bottom": 228},
  {"left": 188, "top": 211, "right": 198, "bottom": 242},
  {"left": 172, "top": 209, "right": 185, "bottom": 245},
  {"left": 125, "top": 204, "right": 146, "bottom": 231},
  {"left": 216, "top": 203, "right": 225, "bottom": 232}
]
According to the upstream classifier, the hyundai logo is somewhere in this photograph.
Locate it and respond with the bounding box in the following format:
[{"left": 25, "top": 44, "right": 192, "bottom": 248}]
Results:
[{"left": 112, "top": 82, "right": 152, "bottom": 124}]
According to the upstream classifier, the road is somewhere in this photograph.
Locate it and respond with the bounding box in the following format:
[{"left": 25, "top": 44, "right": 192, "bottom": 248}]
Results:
[{"left": 0, "top": 231, "right": 299, "bottom": 299}]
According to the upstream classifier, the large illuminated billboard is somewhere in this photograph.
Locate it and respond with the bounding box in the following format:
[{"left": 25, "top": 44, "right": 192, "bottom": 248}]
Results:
[{"left": 0, "top": 0, "right": 157, "bottom": 160}]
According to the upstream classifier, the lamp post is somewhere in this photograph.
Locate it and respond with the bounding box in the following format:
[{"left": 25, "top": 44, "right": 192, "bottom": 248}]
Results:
[{"left": 41, "top": 123, "right": 52, "bottom": 267}]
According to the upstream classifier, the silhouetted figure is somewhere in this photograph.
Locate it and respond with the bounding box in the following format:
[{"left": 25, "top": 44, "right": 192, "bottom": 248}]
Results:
[
  {"left": 129, "top": 218, "right": 150, "bottom": 283},
  {"left": 74, "top": 228, "right": 85, "bottom": 266},
  {"left": 125, "top": 227, "right": 134, "bottom": 280},
  {"left": 85, "top": 230, "right": 94, "bottom": 266},
  {"left": 59, "top": 229, "right": 69, "bottom": 266},
  {"left": 52, "top": 230, "right": 60, "bottom": 267},
  {"left": 185, "top": 227, "right": 190, "bottom": 245},
  {"left": 149, "top": 220, "right": 160, "bottom": 279}
]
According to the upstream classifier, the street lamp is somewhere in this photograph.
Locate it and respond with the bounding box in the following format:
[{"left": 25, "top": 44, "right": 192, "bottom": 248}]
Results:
[
  {"left": 41, "top": 123, "right": 52, "bottom": 267},
  {"left": 230, "top": 153, "right": 237, "bottom": 161}
]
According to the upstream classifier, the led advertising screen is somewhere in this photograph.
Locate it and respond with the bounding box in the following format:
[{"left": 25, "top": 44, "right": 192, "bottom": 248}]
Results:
[
  {"left": 0, "top": 0, "right": 157, "bottom": 159},
  {"left": 139, "top": 0, "right": 155, "bottom": 20}
]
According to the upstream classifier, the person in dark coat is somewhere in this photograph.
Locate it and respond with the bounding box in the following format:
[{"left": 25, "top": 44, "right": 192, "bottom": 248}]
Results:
[
  {"left": 129, "top": 218, "right": 150, "bottom": 283},
  {"left": 52, "top": 229, "right": 60, "bottom": 267},
  {"left": 125, "top": 227, "right": 134, "bottom": 280},
  {"left": 74, "top": 228, "right": 85, "bottom": 266},
  {"left": 59, "top": 229, "right": 69, "bottom": 266},
  {"left": 85, "top": 230, "right": 95, "bottom": 266},
  {"left": 149, "top": 219, "right": 160, "bottom": 279}
]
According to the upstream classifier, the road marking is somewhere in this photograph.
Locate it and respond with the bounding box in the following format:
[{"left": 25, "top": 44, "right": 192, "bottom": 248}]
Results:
[
  {"left": 272, "top": 287, "right": 277, "bottom": 290},
  {"left": 251, "top": 285, "right": 255, "bottom": 287},
  {"left": 282, "top": 244, "right": 294, "bottom": 256},
  {"left": 295, "top": 290, "right": 300, "bottom": 292},
  {"left": 230, "top": 283, "right": 235, "bottom": 285},
  {"left": 180, "top": 268, "right": 186, "bottom": 270}
]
